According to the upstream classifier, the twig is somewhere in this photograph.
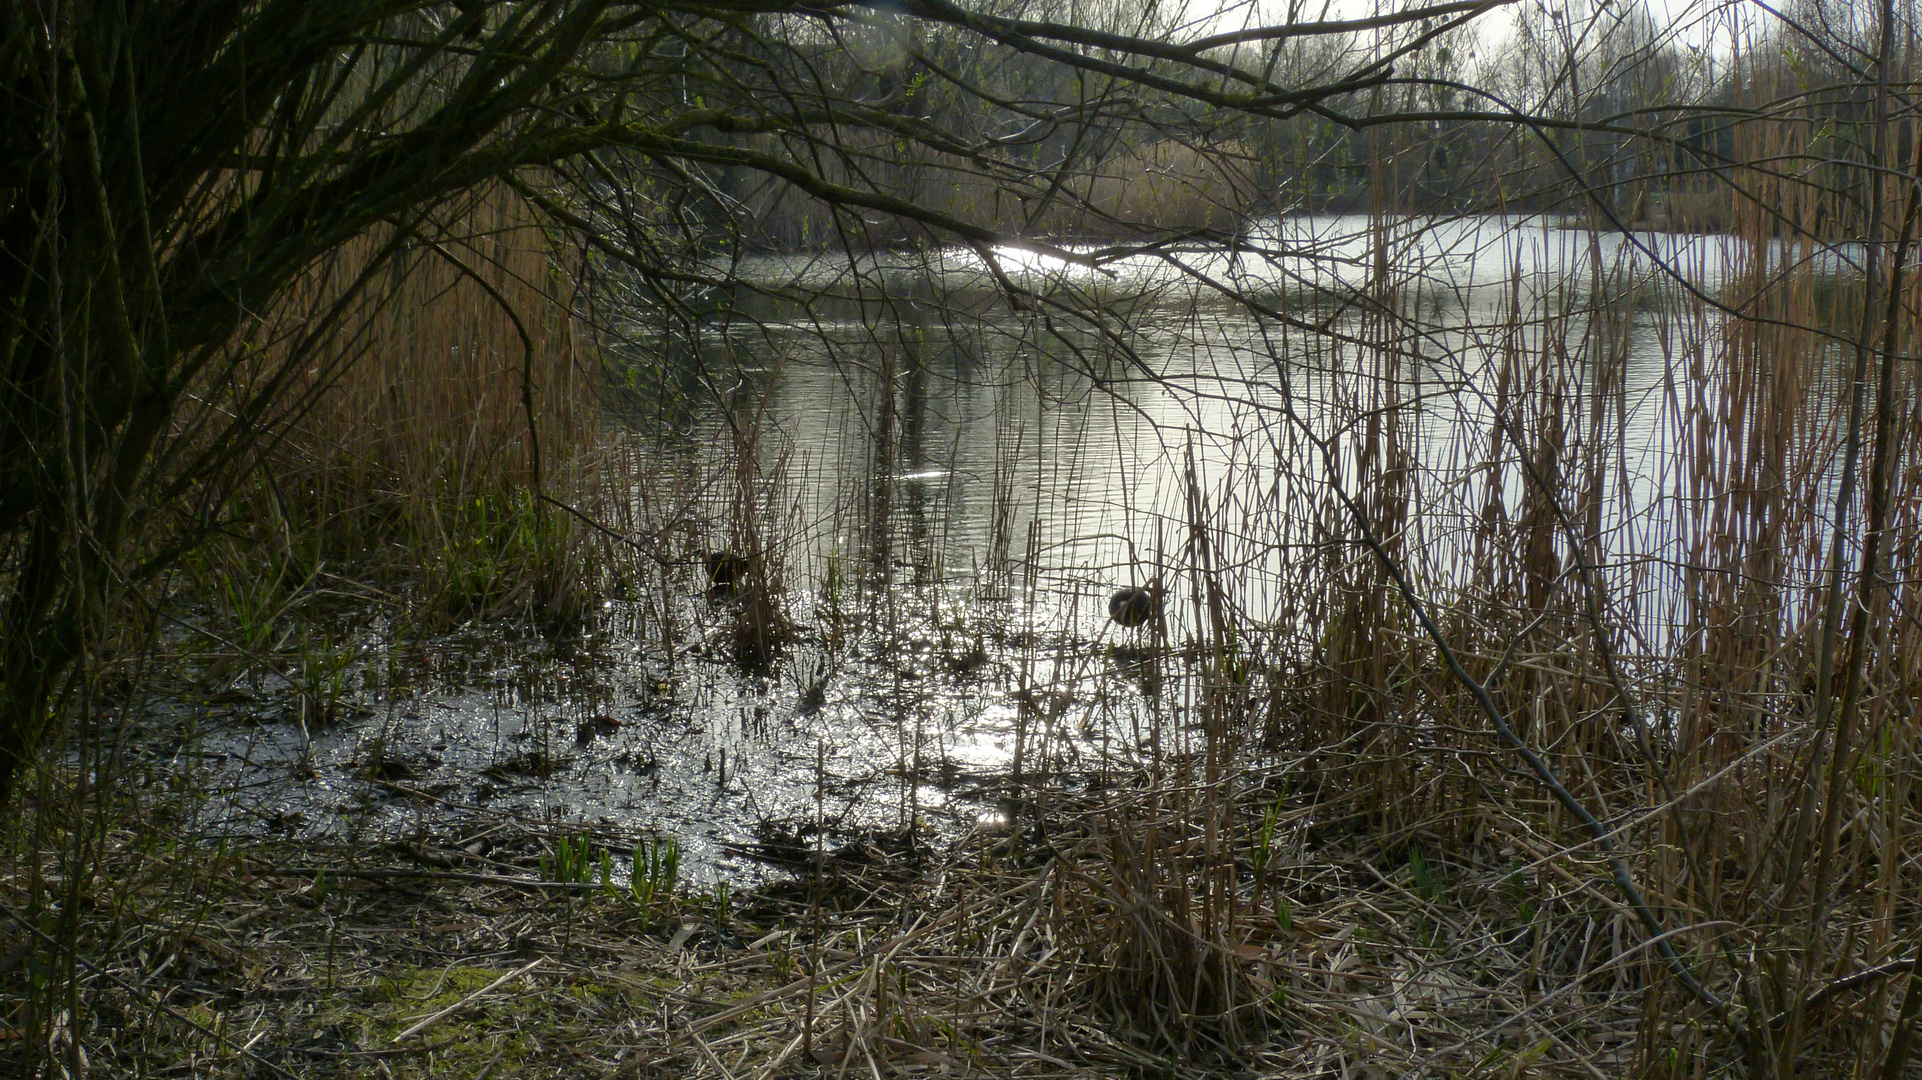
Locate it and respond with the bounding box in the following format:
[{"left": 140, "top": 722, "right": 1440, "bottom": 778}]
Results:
[
  {"left": 392, "top": 957, "right": 546, "bottom": 1042},
  {"left": 1801, "top": 957, "right": 1918, "bottom": 1014},
  {"left": 264, "top": 866, "right": 605, "bottom": 892},
  {"left": 538, "top": 493, "right": 675, "bottom": 567},
  {"left": 0, "top": 901, "right": 303, "bottom": 1079}
]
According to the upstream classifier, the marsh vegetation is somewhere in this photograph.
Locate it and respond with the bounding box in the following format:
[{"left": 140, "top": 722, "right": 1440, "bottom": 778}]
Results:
[{"left": 5, "top": 2, "right": 1922, "bottom": 1078}]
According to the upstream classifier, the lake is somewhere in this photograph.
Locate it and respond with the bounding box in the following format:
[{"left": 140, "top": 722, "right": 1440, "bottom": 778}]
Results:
[{"left": 166, "top": 212, "right": 1856, "bottom": 882}]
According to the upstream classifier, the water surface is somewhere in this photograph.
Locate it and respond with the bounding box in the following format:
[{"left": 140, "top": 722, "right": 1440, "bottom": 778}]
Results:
[{"left": 166, "top": 213, "right": 1848, "bottom": 882}]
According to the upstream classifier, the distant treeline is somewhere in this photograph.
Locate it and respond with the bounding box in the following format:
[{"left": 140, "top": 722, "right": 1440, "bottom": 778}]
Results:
[{"left": 668, "top": 0, "right": 1901, "bottom": 248}]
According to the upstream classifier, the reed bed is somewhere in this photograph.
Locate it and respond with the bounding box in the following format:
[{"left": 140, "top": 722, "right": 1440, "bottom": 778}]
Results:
[
  {"left": 0, "top": 769, "right": 1653, "bottom": 1079},
  {"left": 10, "top": 114, "right": 1922, "bottom": 1080},
  {"left": 11, "top": 194, "right": 1919, "bottom": 1077},
  {"left": 681, "top": 174, "right": 1922, "bottom": 1073},
  {"left": 1077, "top": 191, "right": 1922, "bottom": 1073},
  {"left": 205, "top": 185, "right": 638, "bottom": 638},
  {"left": 12, "top": 3, "right": 1922, "bottom": 1077}
]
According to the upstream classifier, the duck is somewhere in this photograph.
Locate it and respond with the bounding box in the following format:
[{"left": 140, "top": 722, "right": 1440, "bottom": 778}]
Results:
[
  {"left": 706, "top": 550, "right": 754, "bottom": 593},
  {"left": 1108, "top": 581, "right": 1162, "bottom": 629}
]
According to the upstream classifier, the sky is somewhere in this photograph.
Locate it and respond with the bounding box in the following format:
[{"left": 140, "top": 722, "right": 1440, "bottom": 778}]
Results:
[{"left": 1170, "top": 0, "right": 1750, "bottom": 61}]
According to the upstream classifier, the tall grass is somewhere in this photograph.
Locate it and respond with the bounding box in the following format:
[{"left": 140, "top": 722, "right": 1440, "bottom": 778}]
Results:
[
  {"left": 11, "top": 24, "right": 1922, "bottom": 1079},
  {"left": 1038, "top": 188, "right": 1922, "bottom": 1071},
  {"left": 0, "top": 184, "right": 646, "bottom": 1076},
  {"left": 227, "top": 185, "right": 622, "bottom": 634},
  {"left": 679, "top": 138, "right": 1920, "bottom": 1072}
]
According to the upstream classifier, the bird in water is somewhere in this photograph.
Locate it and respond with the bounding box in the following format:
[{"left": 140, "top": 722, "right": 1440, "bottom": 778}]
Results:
[
  {"left": 1108, "top": 582, "right": 1162, "bottom": 629},
  {"left": 706, "top": 550, "right": 754, "bottom": 593}
]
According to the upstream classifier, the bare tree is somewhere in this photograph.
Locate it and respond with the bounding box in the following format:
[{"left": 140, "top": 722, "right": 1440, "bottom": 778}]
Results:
[{"left": 0, "top": 1, "right": 1482, "bottom": 806}]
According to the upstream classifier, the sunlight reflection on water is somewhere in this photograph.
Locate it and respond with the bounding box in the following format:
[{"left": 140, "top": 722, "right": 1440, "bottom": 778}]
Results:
[{"left": 172, "top": 214, "right": 1854, "bottom": 883}]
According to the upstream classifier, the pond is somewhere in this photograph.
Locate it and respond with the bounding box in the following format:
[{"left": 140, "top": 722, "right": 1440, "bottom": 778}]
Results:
[{"left": 161, "top": 213, "right": 1847, "bottom": 884}]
